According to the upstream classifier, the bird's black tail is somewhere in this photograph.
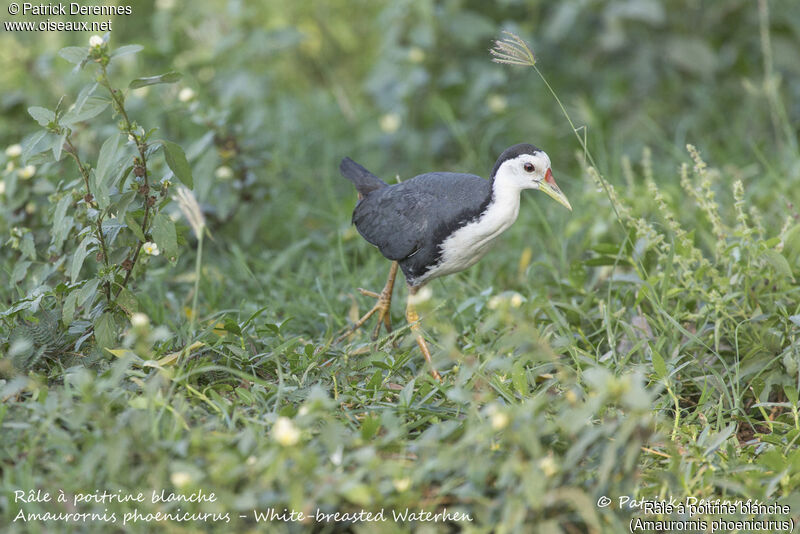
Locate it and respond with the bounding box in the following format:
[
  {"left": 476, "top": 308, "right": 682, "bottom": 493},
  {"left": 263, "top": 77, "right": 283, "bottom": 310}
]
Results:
[{"left": 339, "top": 157, "right": 387, "bottom": 195}]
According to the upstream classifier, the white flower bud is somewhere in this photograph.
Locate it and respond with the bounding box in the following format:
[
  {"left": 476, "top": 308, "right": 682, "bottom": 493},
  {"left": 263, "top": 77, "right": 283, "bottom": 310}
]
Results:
[
  {"left": 178, "top": 88, "right": 195, "bottom": 102},
  {"left": 215, "top": 166, "right": 233, "bottom": 180},
  {"left": 131, "top": 313, "right": 150, "bottom": 328},
  {"left": 169, "top": 472, "right": 192, "bottom": 487},
  {"left": 491, "top": 411, "right": 509, "bottom": 430},
  {"left": 272, "top": 417, "right": 300, "bottom": 447},
  {"left": 393, "top": 478, "right": 411, "bottom": 492},
  {"left": 5, "top": 144, "right": 22, "bottom": 158},
  {"left": 408, "top": 47, "right": 425, "bottom": 63},
  {"left": 539, "top": 455, "right": 559, "bottom": 477},
  {"left": 18, "top": 165, "right": 36, "bottom": 179},
  {"left": 487, "top": 94, "right": 508, "bottom": 114},
  {"left": 379, "top": 113, "right": 401, "bottom": 134}
]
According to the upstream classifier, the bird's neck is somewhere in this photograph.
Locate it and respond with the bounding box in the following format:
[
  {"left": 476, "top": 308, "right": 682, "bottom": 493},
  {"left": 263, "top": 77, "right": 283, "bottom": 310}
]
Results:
[{"left": 480, "top": 176, "right": 522, "bottom": 235}]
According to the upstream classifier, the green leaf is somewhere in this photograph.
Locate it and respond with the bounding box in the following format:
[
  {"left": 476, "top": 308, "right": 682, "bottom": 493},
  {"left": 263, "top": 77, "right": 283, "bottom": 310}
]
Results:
[
  {"left": 651, "top": 349, "right": 667, "bottom": 380},
  {"left": 70, "top": 234, "right": 96, "bottom": 283},
  {"left": 21, "top": 130, "right": 49, "bottom": 163},
  {"left": 78, "top": 278, "right": 101, "bottom": 307},
  {"left": 115, "top": 191, "right": 137, "bottom": 218},
  {"left": 1, "top": 299, "right": 34, "bottom": 319},
  {"left": 151, "top": 212, "right": 178, "bottom": 259},
  {"left": 703, "top": 424, "right": 735, "bottom": 457},
  {"left": 62, "top": 290, "right": 79, "bottom": 326},
  {"left": 93, "top": 134, "right": 124, "bottom": 209},
  {"left": 512, "top": 361, "right": 528, "bottom": 396},
  {"left": 222, "top": 317, "right": 242, "bottom": 335},
  {"left": 784, "top": 385, "right": 799, "bottom": 405},
  {"left": 28, "top": 106, "right": 55, "bottom": 127},
  {"left": 125, "top": 213, "right": 147, "bottom": 242},
  {"left": 592, "top": 243, "right": 622, "bottom": 255},
  {"left": 762, "top": 249, "right": 793, "bottom": 280},
  {"left": 111, "top": 44, "right": 143, "bottom": 59},
  {"left": 53, "top": 198, "right": 72, "bottom": 231},
  {"left": 161, "top": 140, "right": 193, "bottom": 188},
  {"left": 20, "top": 233, "right": 35, "bottom": 260},
  {"left": 88, "top": 170, "right": 107, "bottom": 209},
  {"left": 52, "top": 195, "right": 74, "bottom": 251},
  {"left": 96, "top": 133, "right": 123, "bottom": 186},
  {"left": 128, "top": 71, "right": 182, "bottom": 89},
  {"left": 52, "top": 130, "right": 67, "bottom": 161},
  {"left": 235, "top": 387, "right": 254, "bottom": 405},
  {"left": 61, "top": 96, "right": 110, "bottom": 126},
  {"left": 94, "top": 312, "right": 117, "bottom": 351},
  {"left": 116, "top": 287, "right": 138, "bottom": 316},
  {"left": 59, "top": 46, "right": 89, "bottom": 64},
  {"left": 11, "top": 261, "right": 31, "bottom": 284},
  {"left": 783, "top": 225, "right": 800, "bottom": 260},
  {"left": 360, "top": 413, "right": 381, "bottom": 440},
  {"left": 399, "top": 378, "right": 415, "bottom": 406},
  {"left": 73, "top": 83, "right": 98, "bottom": 110}
]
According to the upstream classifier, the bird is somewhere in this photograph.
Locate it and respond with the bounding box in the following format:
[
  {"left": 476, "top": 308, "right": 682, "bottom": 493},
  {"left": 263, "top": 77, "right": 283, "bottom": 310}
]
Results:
[{"left": 336, "top": 143, "right": 571, "bottom": 380}]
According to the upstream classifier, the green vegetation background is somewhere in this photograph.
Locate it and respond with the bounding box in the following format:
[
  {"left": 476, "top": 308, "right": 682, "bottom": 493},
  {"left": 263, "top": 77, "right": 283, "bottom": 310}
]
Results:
[{"left": 2, "top": 1, "right": 800, "bottom": 532}]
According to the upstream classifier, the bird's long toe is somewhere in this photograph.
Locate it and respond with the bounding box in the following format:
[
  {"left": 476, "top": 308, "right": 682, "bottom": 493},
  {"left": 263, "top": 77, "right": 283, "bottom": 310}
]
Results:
[
  {"left": 370, "top": 301, "right": 392, "bottom": 340},
  {"left": 335, "top": 262, "right": 399, "bottom": 344},
  {"left": 357, "top": 288, "right": 381, "bottom": 299}
]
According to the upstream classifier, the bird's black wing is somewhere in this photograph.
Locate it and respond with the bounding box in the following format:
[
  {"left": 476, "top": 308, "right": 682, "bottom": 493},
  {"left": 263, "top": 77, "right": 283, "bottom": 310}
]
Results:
[{"left": 352, "top": 172, "right": 492, "bottom": 262}]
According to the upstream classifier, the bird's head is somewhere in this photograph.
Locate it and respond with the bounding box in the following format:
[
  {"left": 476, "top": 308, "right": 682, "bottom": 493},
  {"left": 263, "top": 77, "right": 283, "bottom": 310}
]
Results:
[{"left": 491, "top": 143, "right": 572, "bottom": 211}]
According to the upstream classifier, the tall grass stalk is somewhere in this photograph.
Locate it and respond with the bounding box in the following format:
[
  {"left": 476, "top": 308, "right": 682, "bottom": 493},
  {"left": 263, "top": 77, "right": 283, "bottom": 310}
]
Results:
[
  {"left": 191, "top": 233, "right": 204, "bottom": 333},
  {"left": 492, "top": 31, "right": 639, "bottom": 363},
  {"left": 175, "top": 186, "right": 207, "bottom": 333},
  {"left": 491, "top": 31, "right": 628, "bottom": 232}
]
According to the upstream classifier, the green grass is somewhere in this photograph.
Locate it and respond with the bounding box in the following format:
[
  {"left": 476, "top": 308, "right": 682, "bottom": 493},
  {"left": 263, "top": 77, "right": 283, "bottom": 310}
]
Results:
[
  {"left": 4, "top": 143, "right": 800, "bottom": 532},
  {"left": 3, "top": 2, "right": 800, "bottom": 533}
]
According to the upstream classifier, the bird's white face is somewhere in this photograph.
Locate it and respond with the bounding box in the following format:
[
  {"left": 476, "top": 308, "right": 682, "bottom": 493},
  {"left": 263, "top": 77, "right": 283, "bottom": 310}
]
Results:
[
  {"left": 496, "top": 151, "right": 551, "bottom": 189},
  {"left": 494, "top": 151, "right": 572, "bottom": 211}
]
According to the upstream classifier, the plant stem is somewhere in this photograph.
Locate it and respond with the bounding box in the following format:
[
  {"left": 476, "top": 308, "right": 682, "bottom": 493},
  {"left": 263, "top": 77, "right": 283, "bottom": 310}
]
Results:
[
  {"left": 65, "top": 135, "right": 112, "bottom": 303},
  {"left": 190, "top": 231, "right": 204, "bottom": 333},
  {"left": 98, "top": 63, "right": 154, "bottom": 297},
  {"left": 532, "top": 65, "right": 627, "bottom": 232}
]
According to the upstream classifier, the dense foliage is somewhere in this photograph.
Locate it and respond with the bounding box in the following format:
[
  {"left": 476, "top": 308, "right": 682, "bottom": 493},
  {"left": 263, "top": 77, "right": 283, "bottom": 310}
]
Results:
[{"left": 2, "top": 1, "right": 800, "bottom": 532}]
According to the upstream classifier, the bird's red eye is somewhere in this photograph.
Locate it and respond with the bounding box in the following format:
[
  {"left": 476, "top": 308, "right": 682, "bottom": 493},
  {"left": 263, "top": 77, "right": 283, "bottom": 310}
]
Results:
[{"left": 524, "top": 163, "right": 535, "bottom": 173}]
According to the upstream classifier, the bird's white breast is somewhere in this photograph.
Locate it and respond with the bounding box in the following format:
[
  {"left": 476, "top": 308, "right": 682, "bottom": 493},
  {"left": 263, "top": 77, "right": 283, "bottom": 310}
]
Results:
[{"left": 420, "top": 185, "right": 521, "bottom": 283}]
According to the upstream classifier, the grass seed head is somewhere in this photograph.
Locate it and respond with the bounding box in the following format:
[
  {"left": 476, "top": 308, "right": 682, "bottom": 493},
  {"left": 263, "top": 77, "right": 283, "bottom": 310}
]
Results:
[{"left": 490, "top": 31, "right": 536, "bottom": 67}]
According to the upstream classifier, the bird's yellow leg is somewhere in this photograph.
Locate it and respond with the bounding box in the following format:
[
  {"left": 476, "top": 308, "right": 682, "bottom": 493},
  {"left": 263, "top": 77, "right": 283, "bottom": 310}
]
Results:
[
  {"left": 405, "top": 288, "right": 442, "bottom": 381},
  {"left": 335, "top": 261, "right": 398, "bottom": 343}
]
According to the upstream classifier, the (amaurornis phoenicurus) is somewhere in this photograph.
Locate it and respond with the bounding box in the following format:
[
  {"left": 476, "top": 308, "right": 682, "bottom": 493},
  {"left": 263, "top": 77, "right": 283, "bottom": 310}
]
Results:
[{"left": 336, "top": 144, "right": 571, "bottom": 380}]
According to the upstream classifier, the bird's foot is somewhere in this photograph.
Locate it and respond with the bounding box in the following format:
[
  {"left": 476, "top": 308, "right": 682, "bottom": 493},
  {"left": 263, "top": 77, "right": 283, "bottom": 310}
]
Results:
[
  {"left": 334, "top": 290, "right": 392, "bottom": 343},
  {"left": 335, "top": 262, "right": 398, "bottom": 344},
  {"left": 356, "top": 287, "right": 394, "bottom": 339}
]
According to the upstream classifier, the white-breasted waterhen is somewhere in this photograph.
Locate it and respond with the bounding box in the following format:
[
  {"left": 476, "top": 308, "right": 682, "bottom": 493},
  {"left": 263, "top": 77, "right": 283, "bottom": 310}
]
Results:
[{"left": 336, "top": 144, "right": 571, "bottom": 380}]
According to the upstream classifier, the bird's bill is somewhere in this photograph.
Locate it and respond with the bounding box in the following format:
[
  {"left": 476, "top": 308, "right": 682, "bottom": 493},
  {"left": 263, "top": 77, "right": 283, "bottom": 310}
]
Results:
[{"left": 539, "top": 168, "right": 572, "bottom": 211}]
